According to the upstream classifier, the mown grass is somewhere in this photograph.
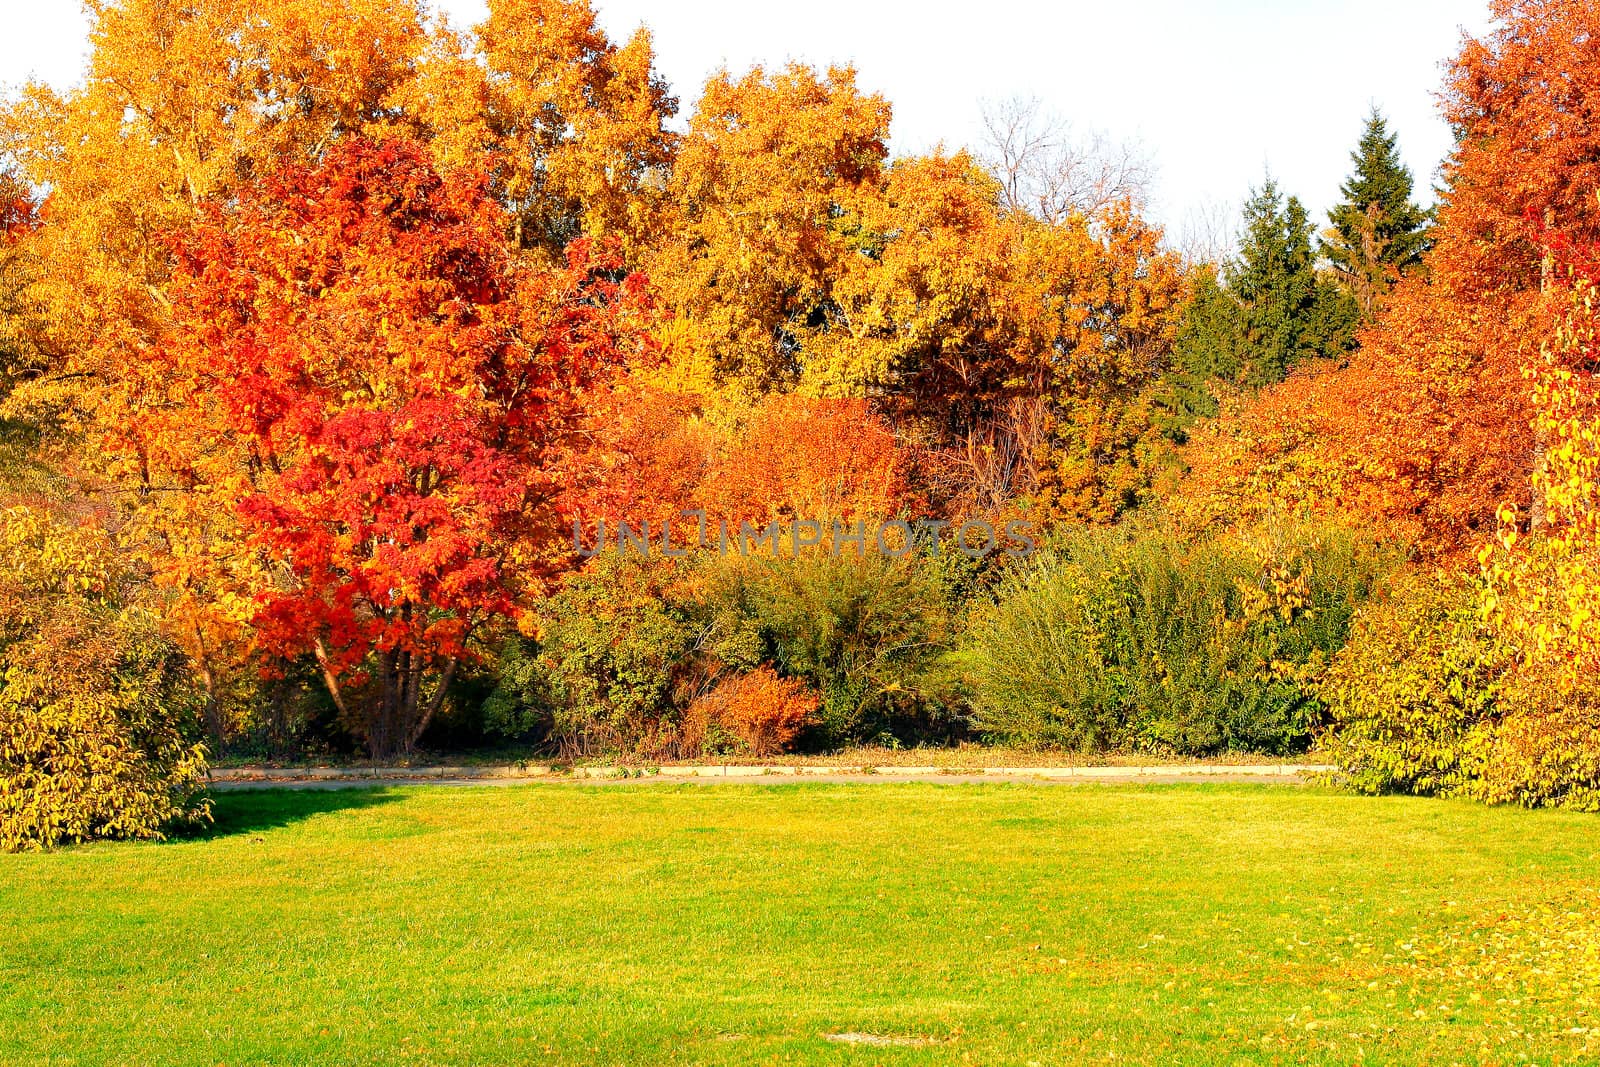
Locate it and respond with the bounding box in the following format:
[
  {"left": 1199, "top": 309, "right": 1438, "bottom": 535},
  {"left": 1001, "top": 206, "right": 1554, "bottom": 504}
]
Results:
[{"left": 2, "top": 782, "right": 1597, "bottom": 1065}]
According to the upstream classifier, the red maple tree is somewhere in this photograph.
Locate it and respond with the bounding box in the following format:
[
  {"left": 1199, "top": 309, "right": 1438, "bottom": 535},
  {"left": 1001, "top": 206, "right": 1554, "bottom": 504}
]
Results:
[{"left": 137, "top": 137, "right": 651, "bottom": 756}]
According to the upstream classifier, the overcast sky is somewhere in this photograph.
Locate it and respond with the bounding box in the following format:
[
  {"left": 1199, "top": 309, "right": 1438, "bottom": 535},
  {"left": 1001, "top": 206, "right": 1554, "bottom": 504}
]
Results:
[{"left": 4, "top": 0, "right": 1493, "bottom": 240}]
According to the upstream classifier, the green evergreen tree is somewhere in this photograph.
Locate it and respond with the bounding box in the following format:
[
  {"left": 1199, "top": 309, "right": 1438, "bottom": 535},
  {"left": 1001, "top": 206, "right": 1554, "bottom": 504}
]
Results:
[
  {"left": 1155, "top": 178, "right": 1363, "bottom": 440},
  {"left": 1321, "top": 108, "right": 1432, "bottom": 318},
  {"left": 1171, "top": 265, "right": 1243, "bottom": 383},
  {"left": 1226, "top": 179, "right": 1352, "bottom": 387},
  {"left": 1154, "top": 265, "right": 1240, "bottom": 442}
]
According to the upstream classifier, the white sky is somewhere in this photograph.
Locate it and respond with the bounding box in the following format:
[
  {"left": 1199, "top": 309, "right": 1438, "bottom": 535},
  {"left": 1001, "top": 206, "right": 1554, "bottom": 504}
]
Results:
[{"left": 3, "top": 0, "right": 1493, "bottom": 238}]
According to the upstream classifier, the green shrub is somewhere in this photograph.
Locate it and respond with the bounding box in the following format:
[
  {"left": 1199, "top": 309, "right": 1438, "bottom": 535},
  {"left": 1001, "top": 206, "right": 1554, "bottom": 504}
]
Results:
[
  {"left": 960, "top": 516, "right": 1394, "bottom": 754},
  {"left": 533, "top": 555, "right": 708, "bottom": 758},
  {"left": 478, "top": 637, "right": 556, "bottom": 743},
  {"left": 519, "top": 548, "right": 963, "bottom": 757},
  {"left": 715, "top": 552, "right": 960, "bottom": 747}
]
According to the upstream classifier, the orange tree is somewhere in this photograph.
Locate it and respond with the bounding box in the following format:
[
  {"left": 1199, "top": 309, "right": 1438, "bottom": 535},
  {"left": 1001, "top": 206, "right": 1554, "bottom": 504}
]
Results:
[
  {"left": 122, "top": 138, "right": 651, "bottom": 757},
  {"left": 805, "top": 151, "right": 1185, "bottom": 523}
]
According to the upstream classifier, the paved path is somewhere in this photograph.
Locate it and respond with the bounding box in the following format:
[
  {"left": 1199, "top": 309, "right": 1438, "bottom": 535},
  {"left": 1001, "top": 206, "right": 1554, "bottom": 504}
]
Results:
[{"left": 210, "top": 763, "right": 1334, "bottom": 789}]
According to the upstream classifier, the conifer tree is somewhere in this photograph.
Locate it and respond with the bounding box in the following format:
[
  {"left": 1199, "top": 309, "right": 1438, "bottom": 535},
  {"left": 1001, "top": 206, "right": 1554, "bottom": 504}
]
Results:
[
  {"left": 1226, "top": 179, "right": 1356, "bottom": 386},
  {"left": 1155, "top": 265, "right": 1241, "bottom": 440},
  {"left": 1321, "top": 108, "right": 1432, "bottom": 318}
]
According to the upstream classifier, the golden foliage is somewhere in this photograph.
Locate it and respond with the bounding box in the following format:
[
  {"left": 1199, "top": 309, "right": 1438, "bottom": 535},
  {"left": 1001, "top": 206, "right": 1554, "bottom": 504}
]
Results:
[{"left": 0, "top": 505, "right": 209, "bottom": 850}]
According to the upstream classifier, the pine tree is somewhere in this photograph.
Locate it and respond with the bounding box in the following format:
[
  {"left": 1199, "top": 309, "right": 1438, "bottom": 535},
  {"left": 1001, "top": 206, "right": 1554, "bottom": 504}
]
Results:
[
  {"left": 1321, "top": 108, "right": 1432, "bottom": 318},
  {"left": 1172, "top": 264, "right": 1243, "bottom": 383},
  {"left": 1226, "top": 179, "right": 1353, "bottom": 386},
  {"left": 1154, "top": 265, "right": 1240, "bottom": 441}
]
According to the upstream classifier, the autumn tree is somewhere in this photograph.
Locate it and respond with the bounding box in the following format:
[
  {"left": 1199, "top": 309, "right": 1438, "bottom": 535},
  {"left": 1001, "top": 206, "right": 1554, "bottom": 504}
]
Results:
[
  {"left": 1482, "top": 242, "right": 1600, "bottom": 698},
  {"left": 410, "top": 0, "right": 678, "bottom": 259},
  {"left": 0, "top": 1, "right": 437, "bottom": 730},
  {"left": 1, "top": 0, "right": 674, "bottom": 430},
  {"left": 647, "top": 63, "right": 891, "bottom": 398},
  {"left": 126, "top": 139, "right": 651, "bottom": 758},
  {"left": 0, "top": 173, "right": 42, "bottom": 411},
  {"left": 1321, "top": 109, "right": 1432, "bottom": 319},
  {"left": 1, "top": 0, "right": 683, "bottom": 750},
  {"left": 0, "top": 0, "right": 429, "bottom": 414},
  {"left": 805, "top": 152, "right": 1184, "bottom": 520},
  {"left": 699, "top": 395, "right": 910, "bottom": 527},
  {"left": 810, "top": 152, "right": 1014, "bottom": 421}
]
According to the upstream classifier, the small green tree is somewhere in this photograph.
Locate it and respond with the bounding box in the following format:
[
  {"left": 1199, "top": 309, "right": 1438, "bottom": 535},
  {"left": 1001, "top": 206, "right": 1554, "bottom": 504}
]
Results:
[
  {"left": 1155, "top": 265, "right": 1243, "bottom": 440},
  {"left": 1321, "top": 108, "right": 1432, "bottom": 319},
  {"left": 1171, "top": 264, "right": 1243, "bottom": 384}
]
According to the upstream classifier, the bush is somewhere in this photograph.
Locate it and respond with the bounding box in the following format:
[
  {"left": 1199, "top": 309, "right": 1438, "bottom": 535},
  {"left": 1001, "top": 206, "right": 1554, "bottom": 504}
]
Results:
[
  {"left": 478, "top": 637, "right": 557, "bottom": 743},
  {"left": 680, "top": 666, "right": 820, "bottom": 758},
  {"left": 533, "top": 555, "right": 707, "bottom": 758},
  {"left": 517, "top": 546, "right": 964, "bottom": 757},
  {"left": 716, "top": 552, "right": 960, "bottom": 747},
  {"left": 1, "top": 506, "right": 209, "bottom": 850},
  {"left": 1474, "top": 697, "right": 1600, "bottom": 812},
  {"left": 1318, "top": 572, "right": 1509, "bottom": 797},
  {"left": 961, "top": 515, "right": 1394, "bottom": 754},
  {"left": 1319, "top": 570, "right": 1600, "bottom": 811}
]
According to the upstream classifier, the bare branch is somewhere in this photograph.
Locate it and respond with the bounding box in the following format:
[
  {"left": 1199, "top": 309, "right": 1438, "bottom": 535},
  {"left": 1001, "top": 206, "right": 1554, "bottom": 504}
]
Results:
[
  {"left": 1175, "top": 197, "right": 1239, "bottom": 268},
  {"left": 978, "top": 96, "right": 1153, "bottom": 223}
]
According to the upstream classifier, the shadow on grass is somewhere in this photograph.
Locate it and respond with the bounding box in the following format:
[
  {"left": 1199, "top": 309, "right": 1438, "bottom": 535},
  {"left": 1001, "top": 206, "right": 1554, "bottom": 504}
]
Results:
[{"left": 180, "top": 787, "right": 403, "bottom": 841}]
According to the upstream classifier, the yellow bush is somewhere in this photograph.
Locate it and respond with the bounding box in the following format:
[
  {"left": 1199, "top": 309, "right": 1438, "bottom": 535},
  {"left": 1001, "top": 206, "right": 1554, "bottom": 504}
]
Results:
[
  {"left": 1319, "top": 572, "right": 1509, "bottom": 797},
  {"left": 1, "top": 506, "right": 209, "bottom": 850}
]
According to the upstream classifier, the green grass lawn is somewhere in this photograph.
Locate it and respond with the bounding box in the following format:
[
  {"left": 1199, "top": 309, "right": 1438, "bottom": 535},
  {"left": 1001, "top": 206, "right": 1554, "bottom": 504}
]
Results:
[{"left": 3, "top": 783, "right": 1598, "bottom": 1066}]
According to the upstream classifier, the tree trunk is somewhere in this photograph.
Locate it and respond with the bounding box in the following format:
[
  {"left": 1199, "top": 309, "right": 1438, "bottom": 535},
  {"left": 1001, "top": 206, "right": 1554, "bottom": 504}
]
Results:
[
  {"left": 188, "top": 623, "right": 227, "bottom": 747},
  {"left": 371, "top": 648, "right": 400, "bottom": 761},
  {"left": 406, "top": 657, "right": 459, "bottom": 753},
  {"left": 363, "top": 649, "right": 457, "bottom": 760}
]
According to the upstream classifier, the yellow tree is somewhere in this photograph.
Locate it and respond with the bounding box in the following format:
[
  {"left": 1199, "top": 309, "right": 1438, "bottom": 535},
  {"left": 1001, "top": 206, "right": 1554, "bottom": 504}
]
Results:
[
  {"left": 1475, "top": 263, "right": 1600, "bottom": 810},
  {"left": 1, "top": 0, "right": 428, "bottom": 388},
  {"left": 1483, "top": 272, "right": 1600, "bottom": 691},
  {"left": 647, "top": 63, "right": 891, "bottom": 399},
  {"left": 408, "top": 0, "right": 678, "bottom": 259}
]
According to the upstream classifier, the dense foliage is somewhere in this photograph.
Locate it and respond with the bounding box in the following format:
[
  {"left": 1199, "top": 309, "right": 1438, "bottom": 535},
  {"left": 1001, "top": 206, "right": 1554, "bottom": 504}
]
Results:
[
  {"left": 961, "top": 518, "right": 1394, "bottom": 754},
  {"left": 507, "top": 550, "right": 957, "bottom": 759},
  {"left": 1318, "top": 574, "right": 1509, "bottom": 799},
  {"left": 0, "top": 506, "right": 209, "bottom": 850},
  {"left": 4, "top": 0, "right": 1600, "bottom": 842}
]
